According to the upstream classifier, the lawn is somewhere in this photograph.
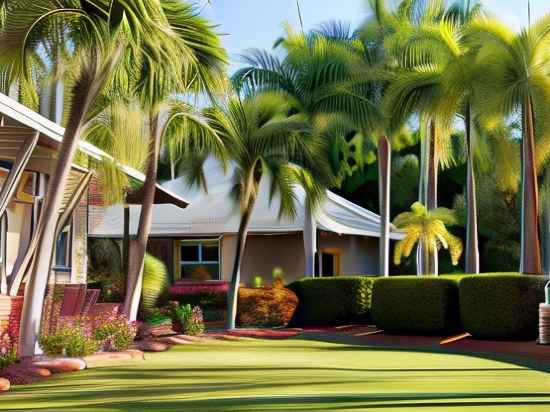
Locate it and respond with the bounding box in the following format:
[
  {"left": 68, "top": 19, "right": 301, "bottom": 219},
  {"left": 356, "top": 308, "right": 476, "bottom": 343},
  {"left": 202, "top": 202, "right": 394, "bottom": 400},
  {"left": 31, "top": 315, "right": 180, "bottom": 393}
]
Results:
[{"left": 2, "top": 336, "right": 550, "bottom": 411}]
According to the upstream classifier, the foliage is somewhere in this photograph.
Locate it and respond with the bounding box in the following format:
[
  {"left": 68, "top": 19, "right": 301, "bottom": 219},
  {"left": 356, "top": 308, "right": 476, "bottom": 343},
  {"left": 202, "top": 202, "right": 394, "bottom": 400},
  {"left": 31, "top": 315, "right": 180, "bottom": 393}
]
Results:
[
  {"left": 39, "top": 317, "right": 99, "bottom": 357},
  {"left": 237, "top": 287, "right": 299, "bottom": 327},
  {"left": 87, "top": 238, "right": 125, "bottom": 302},
  {"left": 168, "top": 303, "right": 205, "bottom": 335},
  {"left": 141, "top": 254, "right": 168, "bottom": 317},
  {"left": 0, "top": 333, "right": 17, "bottom": 369},
  {"left": 371, "top": 276, "right": 461, "bottom": 334},
  {"left": 170, "top": 291, "right": 227, "bottom": 311},
  {"left": 252, "top": 276, "right": 264, "bottom": 288},
  {"left": 459, "top": 274, "right": 546, "bottom": 339},
  {"left": 393, "top": 202, "right": 463, "bottom": 272},
  {"left": 288, "top": 276, "right": 375, "bottom": 325},
  {"left": 145, "top": 309, "right": 172, "bottom": 327},
  {"left": 94, "top": 314, "right": 137, "bottom": 352}
]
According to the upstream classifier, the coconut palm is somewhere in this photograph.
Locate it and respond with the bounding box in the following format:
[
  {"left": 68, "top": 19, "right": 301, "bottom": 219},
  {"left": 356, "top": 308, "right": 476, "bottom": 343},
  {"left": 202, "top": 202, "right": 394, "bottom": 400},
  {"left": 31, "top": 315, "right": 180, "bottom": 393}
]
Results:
[
  {"left": 468, "top": 15, "right": 550, "bottom": 274},
  {"left": 0, "top": 0, "right": 189, "bottom": 356},
  {"left": 393, "top": 201, "right": 463, "bottom": 274},
  {"left": 204, "top": 92, "right": 332, "bottom": 329},
  {"left": 122, "top": 0, "right": 227, "bottom": 321}
]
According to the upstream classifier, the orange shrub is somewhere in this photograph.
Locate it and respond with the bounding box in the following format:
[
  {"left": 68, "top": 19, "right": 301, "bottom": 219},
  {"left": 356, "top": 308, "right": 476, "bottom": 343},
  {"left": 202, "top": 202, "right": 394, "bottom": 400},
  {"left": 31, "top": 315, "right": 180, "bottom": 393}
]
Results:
[{"left": 237, "top": 287, "right": 298, "bottom": 327}]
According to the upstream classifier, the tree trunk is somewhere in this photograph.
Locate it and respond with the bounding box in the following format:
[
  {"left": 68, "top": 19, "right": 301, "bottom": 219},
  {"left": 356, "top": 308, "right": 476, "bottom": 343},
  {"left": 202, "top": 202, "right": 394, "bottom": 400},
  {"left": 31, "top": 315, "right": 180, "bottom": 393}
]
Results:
[
  {"left": 378, "top": 135, "right": 391, "bottom": 277},
  {"left": 18, "top": 84, "right": 92, "bottom": 357},
  {"left": 122, "top": 203, "right": 130, "bottom": 278},
  {"left": 226, "top": 200, "right": 255, "bottom": 330},
  {"left": 124, "top": 110, "right": 162, "bottom": 321},
  {"left": 464, "top": 103, "right": 480, "bottom": 274},
  {"left": 520, "top": 96, "right": 542, "bottom": 274}
]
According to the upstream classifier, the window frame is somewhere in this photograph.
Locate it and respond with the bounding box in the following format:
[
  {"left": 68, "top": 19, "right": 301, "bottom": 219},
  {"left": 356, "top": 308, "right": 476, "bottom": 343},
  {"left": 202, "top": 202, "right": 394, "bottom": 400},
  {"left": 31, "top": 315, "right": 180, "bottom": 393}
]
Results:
[
  {"left": 53, "top": 224, "right": 72, "bottom": 272},
  {"left": 177, "top": 238, "right": 221, "bottom": 280}
]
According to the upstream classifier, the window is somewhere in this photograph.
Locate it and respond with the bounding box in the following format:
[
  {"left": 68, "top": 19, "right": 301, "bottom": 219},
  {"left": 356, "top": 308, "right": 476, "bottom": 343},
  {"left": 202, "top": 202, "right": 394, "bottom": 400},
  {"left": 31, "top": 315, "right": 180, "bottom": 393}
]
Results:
[
  {"left": 179, "top": 239, "right": 220, "bottom": 280},
  {"left": 54, "top": 225, "right": 72, "bottom": 271},
  {"left": 319, "top": 249, "right": 340, "bottom": 277}
]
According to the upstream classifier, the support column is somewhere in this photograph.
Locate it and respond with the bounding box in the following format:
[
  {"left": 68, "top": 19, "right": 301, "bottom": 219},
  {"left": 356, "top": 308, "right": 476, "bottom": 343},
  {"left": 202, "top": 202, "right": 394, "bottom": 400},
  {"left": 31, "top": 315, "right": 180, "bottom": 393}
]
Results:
[{"left": 303, "top": 208, "right": 317, "bottom": 276}]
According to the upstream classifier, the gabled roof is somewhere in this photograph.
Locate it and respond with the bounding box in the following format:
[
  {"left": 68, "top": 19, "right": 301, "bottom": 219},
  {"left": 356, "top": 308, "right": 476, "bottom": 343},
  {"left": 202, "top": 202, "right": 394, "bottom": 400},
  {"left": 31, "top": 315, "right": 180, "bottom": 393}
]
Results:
[
  {"left": 0, "top": 92, "right": 188, "bottom": 209},
  {"left": 90, "top": 158, "right": 402, "bottom": 239}
]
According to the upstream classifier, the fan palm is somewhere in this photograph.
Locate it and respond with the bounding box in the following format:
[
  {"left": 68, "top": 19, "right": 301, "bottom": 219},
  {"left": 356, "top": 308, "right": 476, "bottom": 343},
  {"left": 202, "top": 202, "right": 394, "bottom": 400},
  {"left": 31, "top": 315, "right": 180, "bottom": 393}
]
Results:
[
  {"left": 0, "top": 0, "right": 190, "bottom": 356},
  {"left": 468, "top": 15, "right": 550, "bottom": 274},
  {"left": 122, "top": 0, "right": 227, "bottom": 321},
  {"left": 393, "top": 201, "right": 463, "bottom": 275},
  {"left": 205, "top": 92, "right": 332, "bottom": 329}
]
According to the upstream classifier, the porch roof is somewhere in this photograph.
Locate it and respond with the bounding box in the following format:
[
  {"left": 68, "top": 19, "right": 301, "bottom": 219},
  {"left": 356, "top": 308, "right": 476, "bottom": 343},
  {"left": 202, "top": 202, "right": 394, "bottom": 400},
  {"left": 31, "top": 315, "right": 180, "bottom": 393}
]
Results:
[{"left": 0, "top": 92, "right": 188, "bottom": 209}]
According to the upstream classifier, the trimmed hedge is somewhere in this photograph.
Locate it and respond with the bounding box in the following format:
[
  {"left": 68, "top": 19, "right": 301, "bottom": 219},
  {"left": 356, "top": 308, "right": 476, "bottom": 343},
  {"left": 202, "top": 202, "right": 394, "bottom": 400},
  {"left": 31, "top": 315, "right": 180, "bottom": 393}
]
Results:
[
  {"left": 371, "top": 277, "right": 460, "bottom": 334},
  {"left": 459, "top": 274, "right": 546, "bottom": 339},
  {"left": 288, "top": 276, "right": 375, "bottom": 326}
]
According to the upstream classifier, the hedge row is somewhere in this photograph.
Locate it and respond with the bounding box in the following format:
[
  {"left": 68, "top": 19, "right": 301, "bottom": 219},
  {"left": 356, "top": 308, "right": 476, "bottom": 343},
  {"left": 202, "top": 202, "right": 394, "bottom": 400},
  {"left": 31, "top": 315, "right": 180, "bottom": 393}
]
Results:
[
  {"left": 288, "top": 276, "right": 375, "bottom": 325},
  {"left": 290, "top": 273, "right": 547, "bottom": 339}
]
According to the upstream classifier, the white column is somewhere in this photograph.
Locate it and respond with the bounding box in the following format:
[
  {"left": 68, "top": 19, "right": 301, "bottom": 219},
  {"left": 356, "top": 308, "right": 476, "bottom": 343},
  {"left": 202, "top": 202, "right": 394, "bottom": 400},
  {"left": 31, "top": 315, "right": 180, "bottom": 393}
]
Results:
[{"left": 303, "top": 208, "right": 317, "bottom": 276}]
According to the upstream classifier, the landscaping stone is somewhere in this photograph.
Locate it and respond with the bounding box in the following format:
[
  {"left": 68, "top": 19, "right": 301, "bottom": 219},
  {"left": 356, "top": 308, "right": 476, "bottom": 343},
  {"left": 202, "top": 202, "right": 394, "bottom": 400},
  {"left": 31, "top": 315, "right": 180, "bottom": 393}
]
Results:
[
  {"left": 138, "top": 340, "right": 170, "bottom": 352},
  {"left": 157, "top": 336, "right": 192, "bottom": 345},
  {"left": 33, "top": 358, "right": 86, "bottom": 373},
  {"left": 125, "top": 349, "right": 145, "bottom": 360},
  {"left": 174, "top": 334, "right": 209, "bottom": 342},
  {"left": 29, "top": 367, "right": 52, "bottom": 378},
  {"left": 0, "top": 377, "right": 10, "bottom": 392},
  {"left": 83, "top": 352, "right": 133, "bottom": 368}
]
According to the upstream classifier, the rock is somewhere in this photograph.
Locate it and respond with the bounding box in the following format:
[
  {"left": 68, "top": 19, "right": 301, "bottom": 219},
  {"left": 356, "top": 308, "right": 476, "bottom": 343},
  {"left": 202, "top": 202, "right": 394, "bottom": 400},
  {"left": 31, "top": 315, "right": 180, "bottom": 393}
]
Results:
[
  {"left": 138, "top": 340, "right": 170, "bottom": 352},
  {"left": 83, "top": 352, "right": 133, "bottom": 368},
  {"left": 157, "top": 336, "right": 192, "bottom": 345},
  {"left": 0, "top": 378, "right": 10, "bottom": 391},
  {"left": 29, "top": 367, "right": 51, "bottom": 377},
  {"left": 174, "top": 334, "right": 207, "bottom": 342},
  {"left": 124, "top": 349, "right": 145, "bottom": 360},
  {"left": 32, "top": 358, "right": 86, "bottom": 373}
]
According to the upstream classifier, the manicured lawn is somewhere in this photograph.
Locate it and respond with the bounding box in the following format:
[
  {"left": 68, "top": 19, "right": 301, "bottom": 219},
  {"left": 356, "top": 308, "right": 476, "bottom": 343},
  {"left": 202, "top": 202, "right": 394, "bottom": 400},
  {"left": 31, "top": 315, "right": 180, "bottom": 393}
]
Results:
[{"left": 2, "top": 336, "right": 550, "bottom": 411}]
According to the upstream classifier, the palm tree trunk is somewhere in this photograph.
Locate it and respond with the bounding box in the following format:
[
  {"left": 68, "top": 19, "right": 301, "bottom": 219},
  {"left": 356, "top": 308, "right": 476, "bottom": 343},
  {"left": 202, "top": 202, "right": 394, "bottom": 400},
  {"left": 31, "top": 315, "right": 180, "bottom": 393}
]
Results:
[
  {"left": 122, "top": 203, "right": 130, "bottom": 278},
  {"left": 378, "top": 135, "right": 391, "bottom": 277},
  {"left": 18, "top": 83, "right": 93, "bottom": 357},
  {"left": 464, "top": 103, "right": 479, "bottom": 274},
  {"left": 124, "top": 110, "right": 162, "bottom": 321},
  {"left": 520, "top": 96, "right": 542, "bottom": 274},
  {"left": 226, "top": 200, "right": 255, "bottom": 330}
]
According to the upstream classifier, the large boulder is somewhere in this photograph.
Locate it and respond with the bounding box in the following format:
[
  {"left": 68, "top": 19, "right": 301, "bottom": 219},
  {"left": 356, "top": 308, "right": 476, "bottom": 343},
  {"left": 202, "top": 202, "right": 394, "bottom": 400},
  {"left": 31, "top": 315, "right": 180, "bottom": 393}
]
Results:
[
  {"left": 124, "top": 349, "right": 145, "bottom": 360},
  {"left": 156, "top": 336, "right": 192, "bottom": 345},
  {"left": 83, "top": 352, "right": 133, "bottom": 368},
  {"left": 32, "top": 357, "right": 86, "bottom": 373},
  {"left": 29, "top": 367, "right": 52, "bottom": 377},
  {"left": 0, "top": 377, "right": 10, "bottom": 392}
]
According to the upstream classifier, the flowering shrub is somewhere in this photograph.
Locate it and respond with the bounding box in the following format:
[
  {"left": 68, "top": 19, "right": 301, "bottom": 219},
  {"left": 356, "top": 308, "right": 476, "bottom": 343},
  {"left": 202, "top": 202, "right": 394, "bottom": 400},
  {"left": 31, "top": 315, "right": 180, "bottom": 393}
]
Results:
[
  {"left": 39, "top": 316, "right": 99, "bottom": 357},
  {"left": 94, "top": 314, "right": 137, "bottom": 352},
  {"left": 237, "top": 287, "right": 298, "bottom": 327},
  {"left": 0, "top": 333, "right": 17, "bottom": 369},
  {"left": 168, "top": 303, "right": 205, "bottom": 335}
]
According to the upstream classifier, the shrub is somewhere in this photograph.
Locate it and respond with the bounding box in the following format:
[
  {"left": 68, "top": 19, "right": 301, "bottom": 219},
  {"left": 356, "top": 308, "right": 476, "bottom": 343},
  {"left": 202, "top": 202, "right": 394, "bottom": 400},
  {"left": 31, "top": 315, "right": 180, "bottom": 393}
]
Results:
[
  {"left": 94, "top": 314, "right": 137, "bottom": 352},
  {"left": 252, "top": 276, "right": 264, "bottom": 288},
  {"left": 142, "top": 254, "right": 168, "bottom": 316},
  {"left": 0, "top": 333, "right": 17, "bottom": 369},
  {"left": 288, "top": 276, "right": 375, "bottom": 326},
  {"left": 237, "top": 287, "right": 299, "bottom": 327},
  {"left": 145, "top": 309, "right": 172, "bottom": 327},
  {"left": 168, "top": 303, "right": 205, "bottom": 335},
  {"left": 459, "top": 274, "right": 546, "bottom": 339},
  {"left": 171, "top": 291, "right": 227, "bottom": 310},
  {"left": 39, "top": 317, "right": 99, "bottom": 357},
  {"left": 371, "top": 277, "right": 460, "bottom": 334}
]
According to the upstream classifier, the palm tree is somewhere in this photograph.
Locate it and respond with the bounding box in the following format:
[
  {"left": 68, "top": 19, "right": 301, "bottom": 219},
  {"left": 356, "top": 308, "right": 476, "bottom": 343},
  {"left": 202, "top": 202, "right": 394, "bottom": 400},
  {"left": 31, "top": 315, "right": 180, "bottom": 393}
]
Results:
[
  {"left": 205, "top": 92, "right": 332, "bottom": 329},
  {"left": 123, "top": 0, "right": 227, "bottom": 321},
  {"left": 468, "top": 15, "right": 550, "bottom": 274},
  {"left": 393, "top": 201, "right": 463, "bottom": 274},
  {"left": 0, "top": 0, "right": 187, "bottom": 356}
]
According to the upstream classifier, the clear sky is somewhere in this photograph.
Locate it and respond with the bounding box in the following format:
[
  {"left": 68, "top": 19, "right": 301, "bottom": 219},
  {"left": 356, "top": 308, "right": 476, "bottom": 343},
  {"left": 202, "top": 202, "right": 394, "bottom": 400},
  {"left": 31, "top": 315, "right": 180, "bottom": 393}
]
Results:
[{"left": 201, "top": 0, "right": 549, "bottom": 73}]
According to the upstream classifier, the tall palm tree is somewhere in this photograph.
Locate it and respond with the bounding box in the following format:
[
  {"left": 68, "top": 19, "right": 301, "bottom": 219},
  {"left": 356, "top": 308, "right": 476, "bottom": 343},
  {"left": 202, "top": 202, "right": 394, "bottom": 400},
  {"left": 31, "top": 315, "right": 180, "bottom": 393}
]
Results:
[
  {"left": 393, "top": 201, "right": 463, "bottom": 274},
  {"left": 0, "top": 0, "right": 187, "bottom": 356},
  {"left": 469, "top": 15, "right": 550, "bottom": 274},
  {"left": 123, "top": 0, "right": 227, "bottom": 321},
  {"left": 205, "top": 92, "right": 332, "bottom": 329}
]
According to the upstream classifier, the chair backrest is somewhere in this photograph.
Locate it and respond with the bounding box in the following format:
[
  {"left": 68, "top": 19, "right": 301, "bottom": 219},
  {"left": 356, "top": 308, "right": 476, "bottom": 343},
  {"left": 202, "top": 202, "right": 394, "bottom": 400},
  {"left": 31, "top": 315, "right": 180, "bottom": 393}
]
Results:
[
  {"left": 59, "top": 284, "right": 87, "bottom": 317},
  {"left": 82, "top": 289, "right": 100, "bottom": 315}
]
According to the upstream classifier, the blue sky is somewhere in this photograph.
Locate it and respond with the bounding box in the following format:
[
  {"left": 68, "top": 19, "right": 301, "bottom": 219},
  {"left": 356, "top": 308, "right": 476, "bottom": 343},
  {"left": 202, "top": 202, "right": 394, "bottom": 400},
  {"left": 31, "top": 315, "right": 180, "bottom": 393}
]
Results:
[{"left": 202, "top": 0, "right": 549, "bottom": 73}]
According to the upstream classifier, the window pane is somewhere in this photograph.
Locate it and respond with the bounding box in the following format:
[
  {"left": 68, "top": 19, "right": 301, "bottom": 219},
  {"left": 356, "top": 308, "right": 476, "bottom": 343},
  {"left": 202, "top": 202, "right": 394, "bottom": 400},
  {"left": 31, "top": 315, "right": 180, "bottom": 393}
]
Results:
[
  {"left": 181, "top": 244, "right": 199, "bottom": 261},
  {"left": 322, "top": 253, "right": 335, "bottom": 276},
  {"left": 55, "top": 231, "right": 68, "bottom": 267},
  {"left": 181, "top": 263, "right": 219, "bottom": 280},
  {"left": 202, "top": 243, "right": 219, "bottom": 262}
]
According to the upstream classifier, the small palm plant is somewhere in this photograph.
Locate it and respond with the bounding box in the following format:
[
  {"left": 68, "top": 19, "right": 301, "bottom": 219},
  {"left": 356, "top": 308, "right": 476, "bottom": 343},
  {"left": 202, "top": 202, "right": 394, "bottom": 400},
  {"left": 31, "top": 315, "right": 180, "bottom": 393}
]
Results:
[{"left": 393, "top": 202, "right": 463, "bottom": 275}]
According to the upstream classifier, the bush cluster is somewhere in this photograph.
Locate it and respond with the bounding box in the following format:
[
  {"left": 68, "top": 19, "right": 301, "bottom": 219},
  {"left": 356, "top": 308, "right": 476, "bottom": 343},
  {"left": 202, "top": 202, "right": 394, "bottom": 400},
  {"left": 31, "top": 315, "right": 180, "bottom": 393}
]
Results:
[
  {"left": 237, "top": 287, "right": 299, "bottom": 327},
  {"left": 94, "top": 314, "right": 138, "bottom": 352},
  {"left": 0, "top": 333, "right": 17, "bottom": 369},
  {"left": 371, "top": 277, "right": 460, "bottom": 334},
  {"left": 167, "top": 303, "right": 205, "bottom": 335},
  {"left": 288, "top": 276, "right": 375, "bottom": 325}
]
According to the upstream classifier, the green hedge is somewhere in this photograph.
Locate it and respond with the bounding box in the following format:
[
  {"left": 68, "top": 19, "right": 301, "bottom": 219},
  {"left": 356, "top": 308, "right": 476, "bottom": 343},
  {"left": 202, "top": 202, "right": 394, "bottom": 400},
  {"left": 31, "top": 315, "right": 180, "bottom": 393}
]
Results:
[
  {"left": 459, "top": 274, "right": 546, "bottom": 339},
  {"left": 371, "top": 277, "right": 460, "bottom": 334},
  {"left": 288, "top": 276, "right": 375, "bottom": 326}
]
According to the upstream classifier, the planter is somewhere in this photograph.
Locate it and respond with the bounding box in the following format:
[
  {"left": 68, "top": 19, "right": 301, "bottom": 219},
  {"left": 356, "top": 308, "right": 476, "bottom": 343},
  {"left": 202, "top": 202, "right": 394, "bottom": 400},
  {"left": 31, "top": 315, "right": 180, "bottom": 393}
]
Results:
[{"left": 539, "top": 303, "right": 550, "bottom": 345}]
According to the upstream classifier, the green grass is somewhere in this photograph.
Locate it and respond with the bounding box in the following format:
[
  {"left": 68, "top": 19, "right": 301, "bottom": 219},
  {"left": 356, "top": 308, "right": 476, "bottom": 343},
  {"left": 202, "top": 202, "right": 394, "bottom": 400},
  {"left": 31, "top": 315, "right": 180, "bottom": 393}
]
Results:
[{"left": 2, "top": 337, "right": 550, "bottom": 411}]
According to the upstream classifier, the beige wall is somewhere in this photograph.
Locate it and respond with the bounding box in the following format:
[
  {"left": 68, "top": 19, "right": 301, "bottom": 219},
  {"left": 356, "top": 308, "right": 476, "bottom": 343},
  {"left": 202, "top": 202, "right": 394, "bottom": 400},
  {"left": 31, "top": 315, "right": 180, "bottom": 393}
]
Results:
[{"left": 220, "top": 232, "right": 379, "bottom": 286}]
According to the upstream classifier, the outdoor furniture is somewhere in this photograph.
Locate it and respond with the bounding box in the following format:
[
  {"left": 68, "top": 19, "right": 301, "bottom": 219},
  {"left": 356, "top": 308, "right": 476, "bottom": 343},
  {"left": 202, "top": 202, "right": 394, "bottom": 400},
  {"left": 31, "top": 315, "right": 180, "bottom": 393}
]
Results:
[
  {"left": 59, "top": 284, "right": 87, "bottom": 317},
  {"left": 82, "top": 289, "right": 100, "bottom": 316}
]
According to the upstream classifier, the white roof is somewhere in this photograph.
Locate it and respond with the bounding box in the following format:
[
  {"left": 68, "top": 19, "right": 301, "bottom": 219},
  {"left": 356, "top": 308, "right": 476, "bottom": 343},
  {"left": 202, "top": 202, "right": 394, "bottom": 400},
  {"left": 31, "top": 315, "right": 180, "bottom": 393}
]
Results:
[
  {"left": 0, "top": 92, "right": 187, "bottom": 207},
  {"left": 90, "top": 158, "right": 402, "bottom": 239}
]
